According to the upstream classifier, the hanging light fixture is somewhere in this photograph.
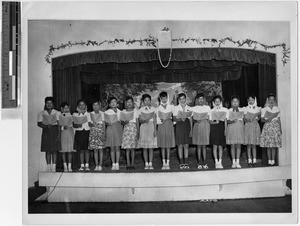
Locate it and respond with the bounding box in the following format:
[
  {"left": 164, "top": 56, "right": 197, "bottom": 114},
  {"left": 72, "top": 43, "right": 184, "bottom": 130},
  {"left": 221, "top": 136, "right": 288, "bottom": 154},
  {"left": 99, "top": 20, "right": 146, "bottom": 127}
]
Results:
[{"left": 157, "top": 27, "right": 172, "bottom": 68}]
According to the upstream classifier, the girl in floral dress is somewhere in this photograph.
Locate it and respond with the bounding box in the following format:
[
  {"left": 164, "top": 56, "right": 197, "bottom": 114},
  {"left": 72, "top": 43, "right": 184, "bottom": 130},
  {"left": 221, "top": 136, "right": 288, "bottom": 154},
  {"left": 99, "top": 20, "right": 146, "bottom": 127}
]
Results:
[
  {"left": 121, "top": 96, "right": 139, "bottom": 170},
  {"left": 243, "top": 95, "right": 261, "bottom": 166},
  {"left": 88, "top": 100, "right": 106, "bottom": 171},
  {"left": 260, "top": 94, "right": 282, "bottom": 166}
]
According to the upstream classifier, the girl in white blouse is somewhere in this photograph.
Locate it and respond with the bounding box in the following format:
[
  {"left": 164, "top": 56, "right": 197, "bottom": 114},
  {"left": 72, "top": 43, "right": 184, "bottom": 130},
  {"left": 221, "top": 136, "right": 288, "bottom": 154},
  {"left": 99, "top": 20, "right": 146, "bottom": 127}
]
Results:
[
  {"left": 138, "top": 94, "right": 157, "bottom": 170},
  {"left": 260, "top": 94, "right": 282, "bottom": 166},
  {"left": 73, "top": 99, "right": 91, "bottom": 171},
  {"left": 191, "top": 93, "right": 211, "bottom": 169}
]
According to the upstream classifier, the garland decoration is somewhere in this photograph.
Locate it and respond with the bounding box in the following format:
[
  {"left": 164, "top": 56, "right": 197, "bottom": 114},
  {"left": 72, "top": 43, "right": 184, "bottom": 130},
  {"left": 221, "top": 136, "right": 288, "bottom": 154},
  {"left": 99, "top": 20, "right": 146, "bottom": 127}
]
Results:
[{"left": 45, "top": 34, "right": 290, "bottom": 66}]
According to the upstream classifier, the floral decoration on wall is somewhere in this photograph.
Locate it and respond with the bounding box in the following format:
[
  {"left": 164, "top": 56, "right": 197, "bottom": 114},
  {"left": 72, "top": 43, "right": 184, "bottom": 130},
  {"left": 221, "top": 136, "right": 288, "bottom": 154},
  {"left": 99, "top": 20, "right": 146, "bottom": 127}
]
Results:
[{"left": 45, "top": 35, "right": 290, "bottom": 66}]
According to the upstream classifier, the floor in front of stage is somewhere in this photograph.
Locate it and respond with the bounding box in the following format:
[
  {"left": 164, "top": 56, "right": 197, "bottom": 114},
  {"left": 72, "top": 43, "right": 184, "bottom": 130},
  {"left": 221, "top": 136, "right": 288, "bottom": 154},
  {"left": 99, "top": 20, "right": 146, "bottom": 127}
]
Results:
[{"left": 28, "top": 196, "right": 291, "bottom": 213}]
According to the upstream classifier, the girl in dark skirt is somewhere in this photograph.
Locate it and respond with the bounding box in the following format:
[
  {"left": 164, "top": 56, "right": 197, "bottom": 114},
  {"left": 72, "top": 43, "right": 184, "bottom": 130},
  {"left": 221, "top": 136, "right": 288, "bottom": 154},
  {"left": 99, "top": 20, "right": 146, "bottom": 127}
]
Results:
[
  {"left": 173, "top": 93, "right": 193, "bottom": 170},
  {"left": 156, "top": 91, "right": 175, "bottom": 170},
  {"left": 37, "top": 97, "right": 60, "bottom": 172},
  {"left": 105, "top": 97, "right": 123, "bottom": 171},
  {"left": 209, "top": 95, "right": 228, "bottom": 169},
  {"left": 73, "top": 100, "right": 91, "bottom": 171}
]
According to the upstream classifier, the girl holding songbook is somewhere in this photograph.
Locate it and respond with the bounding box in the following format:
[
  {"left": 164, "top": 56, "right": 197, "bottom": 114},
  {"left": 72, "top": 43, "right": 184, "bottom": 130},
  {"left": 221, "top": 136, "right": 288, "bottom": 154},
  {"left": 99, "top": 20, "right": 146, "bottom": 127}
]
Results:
[
  {"left": 244, "top": 94, "right": 261, "bottom": 166},
  {"left": 138, "top": 94, "right": 157, "bottom": 170},
  {"left": 58, "top": 102, "right": 75, "bottom": 172},
  {"left": 105, "top": 97, "right": 123, "bottom": 171},
  {"left": 73, "top": 99, "right": 91, "bottom": 171},
  {"left": 156, "top": 91, "right": 175, "bottom": 170},
  {"left": 121, "top": 96, "right": 139, "bottom": 170},
  {"left": 37, "top": 97, "right": 60, "bottom": 172},
  {"left": 173, "top": 93, "right": 193, "bottom": 170},
  {"left": 226, "top": 96, "right": 244, "bottom": 168},
  {"left": 192, "top": 93, "right": 210, "bottom": 169},
  {"left": 260, "top": 94, "right": 282, "bottom": 166},
  {"left": 88, "top": 100, "right": 106, "bottom": 171},
  {"left": 209, "top": 95, "right": 228, "bottom": 169}
]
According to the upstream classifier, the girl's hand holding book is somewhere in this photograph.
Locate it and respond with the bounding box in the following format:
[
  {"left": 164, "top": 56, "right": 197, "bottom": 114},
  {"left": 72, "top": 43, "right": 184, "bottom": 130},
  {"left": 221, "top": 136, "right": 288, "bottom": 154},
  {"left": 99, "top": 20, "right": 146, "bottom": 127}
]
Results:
[
  {"left": 124, "top": 120, "right": 129, "bottom": 125},
  {"left": 63, "top": 126, "right": 68, "bottom": 130},
  {"left": 88, "top": 122, "right": 94, "bottom": 127},
  {"left": 189, "top": 130, "right": 192, "bottom": 137}
]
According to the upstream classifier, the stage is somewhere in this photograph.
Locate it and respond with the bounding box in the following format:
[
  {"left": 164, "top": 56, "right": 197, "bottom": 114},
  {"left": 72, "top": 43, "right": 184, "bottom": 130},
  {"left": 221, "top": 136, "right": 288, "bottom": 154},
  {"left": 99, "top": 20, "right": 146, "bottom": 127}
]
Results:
[{"left": 39, "top": 166, "right": 291, "bottom": 202}]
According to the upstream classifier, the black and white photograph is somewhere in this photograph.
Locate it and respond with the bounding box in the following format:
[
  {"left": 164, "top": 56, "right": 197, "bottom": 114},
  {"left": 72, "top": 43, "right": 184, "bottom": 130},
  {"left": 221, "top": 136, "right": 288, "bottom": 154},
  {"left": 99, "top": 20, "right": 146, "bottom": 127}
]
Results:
[{"left": 0, "top": 1, "right": 298, "bottom": 225}]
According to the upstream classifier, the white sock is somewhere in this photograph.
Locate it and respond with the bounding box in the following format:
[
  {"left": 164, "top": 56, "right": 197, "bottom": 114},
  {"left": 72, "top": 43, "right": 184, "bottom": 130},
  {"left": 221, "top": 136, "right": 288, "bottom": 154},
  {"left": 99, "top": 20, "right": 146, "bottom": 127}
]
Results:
[
  {"left": 166, "top": 159, "right": 170, "bottom": 165},
  {"left": 68, "top": 163, "right": 72, "bottom": 168},
  {"left": 248, "top": 158, "right": 252, "bottom": 164},
  {"left": 253, "top": 158, "right": 257, "bottom": 163},
  {"left": 149, "top": 162, "right": 152, "bottom": 166},
  {"left": 219, "top": 159, "right": 222, "bottom": 164},
  {"left": 85, "top": 163, "right": 89, "bottom": 168},
  {"left": 236, "top": 159, "right": 240, "bottom": 164},
  {"left": 162, "top": 159, "right": 166, "bottom": 165},
  {"left": 47, "top": 164, "right": 51, "bottom": 171},
  {"left": 233, "top": 159, "right": 236, "bottom": 164},
  {"left": 271, "top": 160, "right": 275, "bottom": 165},
  {"left": 80, "top": 164, "right": 84, "bottom": 168},
  {"left": 268, "top": 160, "right": 271, "bottom": 164},
  {"left": 146, "top": 162, "right": 149, "bottom": 166},
  {"left": 63, "top": 162, "right": 67, "bottom": 168},
  {"left": 52, "top": 164, "right": 56, "bottom": 171}
]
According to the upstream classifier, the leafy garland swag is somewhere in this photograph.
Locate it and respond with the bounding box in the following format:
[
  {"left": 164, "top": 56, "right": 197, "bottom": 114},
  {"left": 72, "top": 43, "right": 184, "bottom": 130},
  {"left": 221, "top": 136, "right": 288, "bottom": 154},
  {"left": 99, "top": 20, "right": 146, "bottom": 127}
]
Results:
[{"left": 45, "top": 36, "right": 290, "bottom": 66}]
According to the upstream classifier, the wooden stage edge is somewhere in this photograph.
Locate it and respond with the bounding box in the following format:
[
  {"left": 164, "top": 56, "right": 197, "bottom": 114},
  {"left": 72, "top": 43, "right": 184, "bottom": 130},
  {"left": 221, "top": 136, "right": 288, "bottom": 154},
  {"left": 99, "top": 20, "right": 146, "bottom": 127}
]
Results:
[{"left": 39, "top": 166, "right": 291, "bottom": 202}]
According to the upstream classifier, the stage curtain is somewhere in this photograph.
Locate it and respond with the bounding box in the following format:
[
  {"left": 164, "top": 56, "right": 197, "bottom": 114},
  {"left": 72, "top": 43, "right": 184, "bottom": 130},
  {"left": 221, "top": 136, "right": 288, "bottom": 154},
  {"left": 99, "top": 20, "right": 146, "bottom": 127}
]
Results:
[
  {"left": 52, "top": 48, "right": 276, "bottom": 70},
  {"left": 52, "top": 66, "right": 82, "bottom": 111}
]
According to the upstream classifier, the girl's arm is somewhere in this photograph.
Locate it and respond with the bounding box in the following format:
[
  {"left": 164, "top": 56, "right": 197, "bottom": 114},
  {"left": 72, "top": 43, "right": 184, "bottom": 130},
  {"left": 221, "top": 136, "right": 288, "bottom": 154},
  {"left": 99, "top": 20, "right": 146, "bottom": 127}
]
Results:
[
  {"left": 37, "top": 122, "right": 48, "bottom": 129},
  {"left": 189, "top": 117, "right": 193, "bottom": 137},
  {"left": 224, "top": 118, "right": 227, "bottom": 136},
  {"left": 153, "top": 114, "right": 157, "bottom": 137}
]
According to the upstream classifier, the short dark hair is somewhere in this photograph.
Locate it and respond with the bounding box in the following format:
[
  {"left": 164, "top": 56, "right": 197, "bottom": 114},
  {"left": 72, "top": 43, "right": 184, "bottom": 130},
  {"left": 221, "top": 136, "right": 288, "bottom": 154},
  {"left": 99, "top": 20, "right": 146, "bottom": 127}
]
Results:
[
  {"left": 76, "top": 99, "right": 87, "bottom": 106},
  {"left": 44, "top": 96, "right": 55, "bottom": 104},
  {"left": 267, "top": 93, "right": 276, "bottom": 99},
  {"left": 159, "top": 91, "right": 168, "bottom": 98},
  {"left": 91, "top": 100, "right": 101, "bottom": 106},
  {"left": 230, "top": 95, "right": 240, "bottom": 101},
  {"left": 142, "top": 94, "right": 151, "bottom": 101},
  {"left": 212, "top": 95, "right": 222, "bottom": 102},
  {"left": 60, "top": 102, "right": 69, "bottom": 109},
  {"left": 247, "top": 94, "right": 256, "bottom": 100},
  {"left": 107, "top": 96, "right": 117, "bottom": 106},
  {"left": 125, "top": 96, "right": 134, "bottom": 102},
  {"left": 195, "top": 93, "right": 205, "bottom": 99}
]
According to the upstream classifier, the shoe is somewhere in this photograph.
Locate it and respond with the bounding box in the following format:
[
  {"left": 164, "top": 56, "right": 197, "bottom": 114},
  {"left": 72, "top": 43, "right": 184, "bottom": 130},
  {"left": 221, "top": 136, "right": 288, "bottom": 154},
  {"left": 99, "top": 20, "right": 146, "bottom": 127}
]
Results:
[
  {"left": 197, "top": 164, "right": 202, "bottom": 170},
  {"left": 111, "top": 164, "right": 116, "bottom": 170},
  {"left": 236, "top": 163, "right": 241, "bottom": 168},
  {"left": 165, "top": 164, "right": 170, "bottom": 170},
  {"left": 115, "top": 163, "right": 120, "bottom": 170},
  {"left": 144, "top": 165, "right": 149, "bottom": 170},
  {"left": 68, "top": 167, "right": 73, "bottom": 172},
  {"left": 184, "top": 164, "right": 189, "bottom": 169},
  {"left": 79, "top": 166, "right": 84, "bottom": 171},
  {"left": 161, "top": 164, "right": 166, "bottom": 170},
  {"left": 215, "top": 162, "right": 219, "bottom": 169},
  {"left": 149, "top": 165, "right": 154, "bottom": 170},
  {"left": 94, "top": 166, "right": 99, "bottom": 171},
  {"left": 98, "top": 166, "right": 102, "bottom": 171},
  {"left": 179, "top": 164, "right": 185, "bottom": 170},
  {"left": 231, "top": 162, "right": 236, "bottom": 168},
  {"left": 85, "top": 166, "right": 90, "bottom": 171},
  {"left": 131, "top": 166, "right": 135, "bottom": 170},
  {"left": 252, "top": 163, "right": 256, "bottom": 167},
  {"left": 203, "top": 164, "right": 209, "bottom": 169},
  {"left": 64, "top": 166, "right": 68, "bottom": 172},
  {"left": 219, "top": 163, "right": 224, "bottom": 169},
  {"left": 126, "top": 166, "right": 130, "bottom": 170}
]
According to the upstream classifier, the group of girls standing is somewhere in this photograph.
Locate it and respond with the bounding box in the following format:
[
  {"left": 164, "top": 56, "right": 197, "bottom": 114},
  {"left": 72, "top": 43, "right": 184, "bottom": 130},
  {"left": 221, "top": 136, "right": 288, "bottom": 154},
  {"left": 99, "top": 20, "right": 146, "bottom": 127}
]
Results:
[{"left": 38, "top": 92, "right": 282, "bottom": 172}]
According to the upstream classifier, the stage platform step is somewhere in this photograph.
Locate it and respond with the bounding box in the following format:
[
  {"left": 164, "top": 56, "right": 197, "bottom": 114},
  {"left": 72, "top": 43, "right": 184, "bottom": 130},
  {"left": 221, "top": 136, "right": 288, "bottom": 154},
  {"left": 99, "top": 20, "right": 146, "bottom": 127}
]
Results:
[{"left": 39, "top": 166, "right": 291, "bottom": 202}]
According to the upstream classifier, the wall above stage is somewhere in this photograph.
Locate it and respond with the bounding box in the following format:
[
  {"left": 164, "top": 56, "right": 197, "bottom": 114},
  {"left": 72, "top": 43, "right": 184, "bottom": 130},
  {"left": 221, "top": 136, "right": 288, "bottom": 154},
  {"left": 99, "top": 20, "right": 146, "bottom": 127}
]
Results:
[{"left": 26, "top": 16, "right": 292, "bottom": 187}]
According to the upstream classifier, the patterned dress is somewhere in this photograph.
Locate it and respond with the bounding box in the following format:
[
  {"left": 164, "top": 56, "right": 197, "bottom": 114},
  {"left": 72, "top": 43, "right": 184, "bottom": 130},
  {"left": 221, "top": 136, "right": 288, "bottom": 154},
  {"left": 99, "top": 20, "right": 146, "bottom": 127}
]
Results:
[
  {"left": 88, "top": 123, "right": 105, "bottom": 150},
  {"left": 244, "top": 106, "right": 261, "bottom": 145},
  {"left": 122, "top": 122, "right": 138, "bottom": 149},
  {"left": 260, "top": 106, "right": 282, "bottom": 148},
  {"left": 138, "top": 106, "right": 157, "bottom": 149}
]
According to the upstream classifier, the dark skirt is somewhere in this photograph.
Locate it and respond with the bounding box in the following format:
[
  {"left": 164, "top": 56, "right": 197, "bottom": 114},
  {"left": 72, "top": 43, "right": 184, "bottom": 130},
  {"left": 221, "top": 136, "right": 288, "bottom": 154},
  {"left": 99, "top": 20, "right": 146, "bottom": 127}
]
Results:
[
  {"left": 74, "top": 130, "right": 90, "bottom": 151},
  {"left": 41, "top": 125, "right": 60, "bottom": 153},
  {"left": 157, "top": 119, "right": 175, "bottom": 148},
  {"left": 210, "top": 121, "right": 226, "bottom": 146},
  {"left": 175, "top": 119, "right": 192, "bottom": 145}
]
